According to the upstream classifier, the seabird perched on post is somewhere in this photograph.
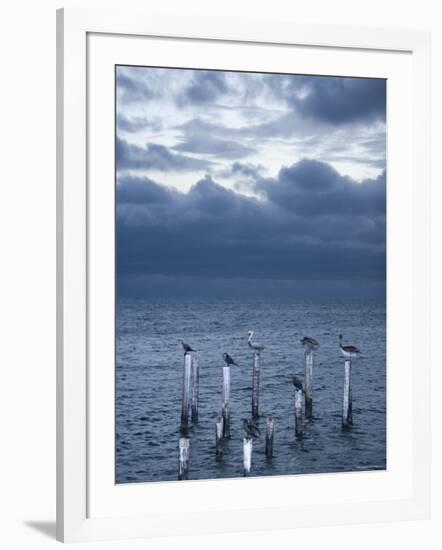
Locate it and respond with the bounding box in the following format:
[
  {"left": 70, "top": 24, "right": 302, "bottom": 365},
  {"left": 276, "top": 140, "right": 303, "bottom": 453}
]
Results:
[
  {"left": 300, "top": 336, "right": 320, "bottom": 351},
  {"left": 242, "top": 418, "right": 260, "bottom": 439},
  {"left": 339, "top": 334, "right": 361, "bottom": 359},
  {"left": 177, "top": 338, "right": 194, "bottom": 356},
  {"left": 293, "top": 376, "right": 304, "bottom": 391},
  {"left": 223, "top": 352, "right": 238, "bottom": 366},
  {"left": 247, "top": 331, "right": 265, "bottom": 353}
]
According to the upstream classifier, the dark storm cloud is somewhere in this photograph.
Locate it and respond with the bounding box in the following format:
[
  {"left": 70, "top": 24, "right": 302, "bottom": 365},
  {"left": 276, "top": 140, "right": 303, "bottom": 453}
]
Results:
[
  {"left": 290, "top": 76, "right": 386, "bottom": 125},
  {"left": 117, "top": 160, "right": 386, "bottom": 283},
  {"left": 253, "top": 72, "right": 386, "bottom": 125},
  {"left": 173, "top": 135, "right": 255, "bottom": 159},
  {"left": 117, "top": 175, "right": 178, "bottom": 205},
  {"left": 235, "top": 77, "right": 386, "bottom": 138},
  {"left": 257, "top": 159, "right": 386, "bottom": 217},
  {"left": 116, "top": 137, "right": 212, "bottom": 172}
]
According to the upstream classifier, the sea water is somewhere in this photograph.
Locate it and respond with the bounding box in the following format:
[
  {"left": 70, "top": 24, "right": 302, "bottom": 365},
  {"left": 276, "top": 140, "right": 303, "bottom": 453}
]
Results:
[{"left": 116, "top": 299, "right": 386, "bottom": 483}]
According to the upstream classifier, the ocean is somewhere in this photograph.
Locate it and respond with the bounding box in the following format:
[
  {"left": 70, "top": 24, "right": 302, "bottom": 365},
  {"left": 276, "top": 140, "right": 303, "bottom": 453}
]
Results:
[{"left": 116, "top": 299, "right": 386, "bottom": 483}]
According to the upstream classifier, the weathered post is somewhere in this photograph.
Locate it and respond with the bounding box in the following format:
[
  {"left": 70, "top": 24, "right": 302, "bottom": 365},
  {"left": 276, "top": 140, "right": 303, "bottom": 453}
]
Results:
[
  {"left": 294, "top": 388, "right": 304, "bottom": 438},
  {"left": 342, "top": 359, "right": 353, "bottom": 429},
  {"left": 252, "top": 352, "right": 261, "bottom": 418},
  {"left": 265, "top": 416, "right": 275, "bottom": 458},
  {"left": 191, "top": 355, "right": 199, "bottom": 423},
  {"left": 215, "top": 416, "right": 224, "bottom": 458},
  {"left": 243, "top": 437, "right": 253, "bottom": 476},
  {"left": 304, "top": 350, "right": 313, "bottom": 418},
  {"left": 222, "top": 365, "right": 231, "bottom": 437},
  {"left": 349, "top": 384, "right": 353, "bottom": 424},
  {"left": 181, "top": 354, "right": 192, "bottom": 429},
  {"left": 178, "top": 437, "right": 190, "bottom": 480}
]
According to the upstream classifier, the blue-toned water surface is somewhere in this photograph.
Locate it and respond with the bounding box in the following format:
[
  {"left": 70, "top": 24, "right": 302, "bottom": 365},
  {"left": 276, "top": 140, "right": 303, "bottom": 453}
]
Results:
[{"left": 116, "top": 299, "right": 386, "bottom": 483}]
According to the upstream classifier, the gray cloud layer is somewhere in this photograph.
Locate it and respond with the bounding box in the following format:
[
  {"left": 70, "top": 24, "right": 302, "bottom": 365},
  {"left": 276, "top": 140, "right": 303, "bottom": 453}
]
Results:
[
  {"left": 288, "top": 76, "right": 386, "bottom": 124},
  {"left": 116, "top": 137, "right": 212, "bottom": 172},
  {"left": 117, "top": 67, "right": 386, "bottom": 125},
  {"left": 173, "top": 135, "right": 256, "bottom": 158},
  {"left": 117, "top": 159, "right": 385, "bottom": 285},
  {"left": 116, "top": 67, "right": 386, "bottom": 299}
]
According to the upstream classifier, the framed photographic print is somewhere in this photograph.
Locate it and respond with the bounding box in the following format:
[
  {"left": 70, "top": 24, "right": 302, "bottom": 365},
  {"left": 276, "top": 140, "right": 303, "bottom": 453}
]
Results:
[{"left": 57, "top": 7, "right": 430, "bottom": 542}]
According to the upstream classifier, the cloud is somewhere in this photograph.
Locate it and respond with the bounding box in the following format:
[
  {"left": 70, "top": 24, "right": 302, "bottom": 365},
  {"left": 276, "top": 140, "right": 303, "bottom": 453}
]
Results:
[
  {"left": 250, "top": 73, "right": 386, "bottom": 125},
  {"left": 117, "top": 113, "right": 162, "bottom": 133},
  {"left": 116, "top": 137, "right": 212, "bottom": 172},
  {"left": 176, "top": 74, "right": 386, "bottom": 128},
  {"left": 230, "top": 161, "right": 265, "bottom": 179},
  {"left": 116, "top": 69, "right": 153, "bottom": 104},
  {"left": 175, "top": 113, "right": 303, "bottom": 142},
  {"left": 176, "top": 117, "right": 231, "bottom": 137},
  {"left": 293, "top": 76, "right": 386, "bottom": 124},
  {"left": 256, "top": 159, "right": 386, "bottom": 217},
  {"left": 180, "top": 71, "right": 228, "bottom": 105},
  {"left": 173, "top": 135, "right": 255, "bottom": 159},
  {"left": 217, "top": 162, "right": 267, "bottom": 191},
  {"left": 235, "top": 75, "right": 386, "bottom": 130},
  {"left": 114, "top": 67, "right": 387, "bottom": 299},
  {"left": 117, "top": 160, "right": 386, "bottom": 286},
  {"left": 117, "top": 175, "right": 177, "bottom": 205}
]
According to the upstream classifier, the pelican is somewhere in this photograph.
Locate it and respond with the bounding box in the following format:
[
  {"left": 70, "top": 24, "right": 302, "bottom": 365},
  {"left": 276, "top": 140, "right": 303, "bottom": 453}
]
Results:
[
  {"left": 339, "top": 334, "right": 361, "bottom": 359},
  {"left": 247, "top": 331, "right": 265, "bottom": 353},
  {"left": 223, "top": 352, "right": 238, "bottom": 366},
  {"left": 300, "top": 336, "right": 319, "bottom": 351},
  {"left": 293, "top": 376, "right": 304, "bottom": 391},
  {"left": 177, "top": 338, "right": 194, "bottom": 356},
  {"left": 242, "top": 418, "right": 260, "bottom": 439}
]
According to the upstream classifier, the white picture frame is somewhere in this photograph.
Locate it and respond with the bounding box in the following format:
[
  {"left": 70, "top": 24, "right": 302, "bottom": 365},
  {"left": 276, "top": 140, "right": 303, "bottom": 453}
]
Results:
[{"left": 56, "top": 7, "right": 430, "bottom": 543}]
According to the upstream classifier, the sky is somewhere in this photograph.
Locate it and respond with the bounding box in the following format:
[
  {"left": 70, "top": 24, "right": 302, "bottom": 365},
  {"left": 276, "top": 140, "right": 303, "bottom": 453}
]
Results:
[{"left": 116, "top": 66, "right": 386, "bottom": 301}]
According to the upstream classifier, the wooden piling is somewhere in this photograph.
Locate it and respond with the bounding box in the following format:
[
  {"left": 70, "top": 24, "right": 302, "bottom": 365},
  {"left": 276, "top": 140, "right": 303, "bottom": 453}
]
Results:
[
  {"left": 181, "top": 354, "right": 192, "bottom": 428},
  {"left": 178, "top": 437, "right": 190, "bottom": 480},
  {"left": 215, "top": 416, "right": 224, "bottom": 458},
  {"left": 191, "top": 355, "right": 199, "bottom": 423},
  {"left": 349, "top": 384, "right": 353, "bottom": 424},
  {"left": 252, "top": 351, "right": 261, "bottom": 418},
  {"left": 304, "top": 350, "right": 313, "bottom": 418},
  {"left": 243, "top": 437, "right": 253, "bottom": 476},
  {"left": 294, "top": 388, "right": 304, "bottom": 438},
  {"left": 265, "top": 416, "right": 275, "bottom": 458},
  {"left": 342, "top": 359, "right": 353, "bottom": 429},
  {"left": 222, "top": 365, "right": 231, "bottom": 438}
]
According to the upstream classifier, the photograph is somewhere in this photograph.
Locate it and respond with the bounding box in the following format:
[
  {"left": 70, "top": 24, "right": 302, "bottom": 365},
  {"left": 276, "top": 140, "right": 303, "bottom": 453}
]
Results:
[{"left": 115, "top": 65, "right": 387, "bottom": 483}]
